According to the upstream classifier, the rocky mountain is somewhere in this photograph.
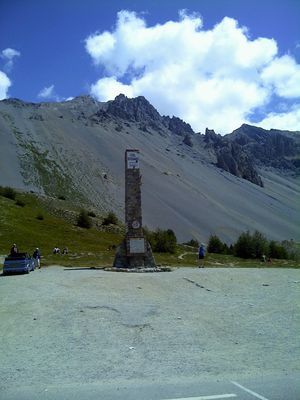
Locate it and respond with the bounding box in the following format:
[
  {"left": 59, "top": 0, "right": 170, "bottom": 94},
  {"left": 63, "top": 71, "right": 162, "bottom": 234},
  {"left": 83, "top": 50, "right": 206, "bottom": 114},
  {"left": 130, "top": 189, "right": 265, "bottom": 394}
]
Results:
[
  {"left": 0, "top": 94, "right": 299, "bottom": 243},
  {"left": 203, "top": 125, "right": 300, "bottom": 187}
]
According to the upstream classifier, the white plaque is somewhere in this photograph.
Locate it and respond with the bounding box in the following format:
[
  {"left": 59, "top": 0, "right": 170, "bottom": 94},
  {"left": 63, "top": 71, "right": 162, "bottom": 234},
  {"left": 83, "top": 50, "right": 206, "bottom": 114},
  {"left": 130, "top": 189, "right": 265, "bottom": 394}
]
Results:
[
  {"left": 127, "top": 151, "right": 139, "bottom": 169},
  {"left": 129, "top": 238, "right": 145, "bottom": 254}
]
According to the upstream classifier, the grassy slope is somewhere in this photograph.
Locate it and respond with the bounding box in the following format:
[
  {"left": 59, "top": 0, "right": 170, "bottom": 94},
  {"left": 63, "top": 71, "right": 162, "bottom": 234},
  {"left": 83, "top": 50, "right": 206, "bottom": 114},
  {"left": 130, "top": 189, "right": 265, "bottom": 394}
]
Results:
[
  {"left": 162, "top": 249, "right": 300, "bottom": 268},
  {"left": 0, "top": 192, "right": 122, "bottom": 267},
  {"left": 0, "top": 191, "right": 299, "bottom": 269}
]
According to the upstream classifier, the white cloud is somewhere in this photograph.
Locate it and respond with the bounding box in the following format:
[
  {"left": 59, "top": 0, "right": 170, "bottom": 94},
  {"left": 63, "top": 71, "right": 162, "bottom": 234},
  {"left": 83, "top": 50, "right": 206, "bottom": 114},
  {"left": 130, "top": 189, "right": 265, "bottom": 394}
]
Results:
[
  {"left": 38, "top": 84, "right": 59, "bottom": 100},
  {"left": 37, "top": 85, "right": 74, "bottom": 102},
  {"left": 90, "top": 76, "right": 133, "bottom": 99},
  {"left": 0, "top": 70, "right": 11, "bottom": 100},
  {"left": 1, "top": 48, "right": 21, "bottom": 60},
  {"left": 1, "top": 48, "right": 21, "bottom": 72},
  {"left": 252, "top": 107, "right": 300, "bottom": 131},
  {"left": 261, "top": 55, "right": 300, "bottom": 98},
  {"left": 85, "top": 10, "right": 300, "bottom": 133}
]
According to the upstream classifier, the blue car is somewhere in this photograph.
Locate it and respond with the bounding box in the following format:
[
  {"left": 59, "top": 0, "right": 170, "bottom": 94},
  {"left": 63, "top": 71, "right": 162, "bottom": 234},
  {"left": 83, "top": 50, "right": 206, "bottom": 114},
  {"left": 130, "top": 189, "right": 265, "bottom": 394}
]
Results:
[{"left": 3, "top": 253, "right": 35, "bottom": 275}]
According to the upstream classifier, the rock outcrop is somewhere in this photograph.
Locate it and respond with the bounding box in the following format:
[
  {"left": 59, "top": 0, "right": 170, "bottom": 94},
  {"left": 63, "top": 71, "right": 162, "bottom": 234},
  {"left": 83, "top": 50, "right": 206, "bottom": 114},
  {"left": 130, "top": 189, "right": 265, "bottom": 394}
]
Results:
[
  {"left": 230, "top": 124, "right": 300, "bottom": 172},
  {"left": 1, "top": 94, "right": 299, "bottom": 192},
  {"left": 88, "top": 95, "right": 299, "bottom": 187},
  {"left": 216, "top": 142, "right": 263, "bottom": 187},
  {"left": 163, "top": 115, "right": 194, "bottom": 137},
  {"left": 203, "top": 124, "right": 299, "bottom": 186},
  {"left": 1, "top": 94, "right": 299, "bottom": 242}
]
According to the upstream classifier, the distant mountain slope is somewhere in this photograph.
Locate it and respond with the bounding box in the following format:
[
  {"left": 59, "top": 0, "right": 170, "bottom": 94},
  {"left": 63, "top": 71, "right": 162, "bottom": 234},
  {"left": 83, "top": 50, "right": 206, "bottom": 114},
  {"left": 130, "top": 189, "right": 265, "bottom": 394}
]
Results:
[{"left": 0, "top": 95, "right": 299, "bottom": 242}]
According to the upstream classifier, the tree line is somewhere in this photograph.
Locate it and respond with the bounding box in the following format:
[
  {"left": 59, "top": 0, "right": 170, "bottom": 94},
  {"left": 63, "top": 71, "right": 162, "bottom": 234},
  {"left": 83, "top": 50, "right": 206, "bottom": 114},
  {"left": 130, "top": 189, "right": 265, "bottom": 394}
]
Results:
[{"left": 207, "top": 231, "right": 298, "bottom": 260}]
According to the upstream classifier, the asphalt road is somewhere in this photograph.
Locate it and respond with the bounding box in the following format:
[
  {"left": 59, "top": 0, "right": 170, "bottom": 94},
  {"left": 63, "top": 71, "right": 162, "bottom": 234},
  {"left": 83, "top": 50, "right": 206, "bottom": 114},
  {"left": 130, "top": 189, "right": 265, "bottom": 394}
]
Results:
[{"left": 0, "top": 266, "right": 299, "bottom": 399}]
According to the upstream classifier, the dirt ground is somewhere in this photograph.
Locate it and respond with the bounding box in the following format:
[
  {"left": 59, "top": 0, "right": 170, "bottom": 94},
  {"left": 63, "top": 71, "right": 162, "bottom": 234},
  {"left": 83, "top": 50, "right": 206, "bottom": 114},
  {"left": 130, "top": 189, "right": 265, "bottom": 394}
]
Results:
[{"left": 0, "top": 266, "right": 299, "bottom": 395}]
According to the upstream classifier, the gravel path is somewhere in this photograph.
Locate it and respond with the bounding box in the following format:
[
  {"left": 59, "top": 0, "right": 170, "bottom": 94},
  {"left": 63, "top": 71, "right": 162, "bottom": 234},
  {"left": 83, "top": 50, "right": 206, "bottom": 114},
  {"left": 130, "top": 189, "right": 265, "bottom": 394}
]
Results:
[{"left": 0, "top": 266, "right": 299, "bottom": 393}]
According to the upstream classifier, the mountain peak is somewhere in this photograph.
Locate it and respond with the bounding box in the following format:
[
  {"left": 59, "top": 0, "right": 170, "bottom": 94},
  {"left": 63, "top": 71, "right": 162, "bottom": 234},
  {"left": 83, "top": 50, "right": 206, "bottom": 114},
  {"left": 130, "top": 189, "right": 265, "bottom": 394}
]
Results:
[
  {"left": 107, "top": 93, "right": 161, "bottom": 122},
  {"left": 163, "top": 115, "right": 194, "bottom": 136},
  {"left": 233, "top": 123, "right": 267, "bottom": 136},
  {"left": 1, "top": 97, "right": 38, "bottom": 108},
  {"left": 113, "top": 93, "right": 127, "bottom": 101},
  {"left": 70, "top": 95, "right": 100, "bottom": 105}
]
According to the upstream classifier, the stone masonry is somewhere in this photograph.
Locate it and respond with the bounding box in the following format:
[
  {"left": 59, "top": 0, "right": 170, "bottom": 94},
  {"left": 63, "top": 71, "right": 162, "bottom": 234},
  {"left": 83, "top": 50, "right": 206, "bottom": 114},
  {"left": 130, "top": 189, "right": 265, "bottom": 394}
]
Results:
[{"left": 113, "top": 149, "right": 156, "bottom": 269}]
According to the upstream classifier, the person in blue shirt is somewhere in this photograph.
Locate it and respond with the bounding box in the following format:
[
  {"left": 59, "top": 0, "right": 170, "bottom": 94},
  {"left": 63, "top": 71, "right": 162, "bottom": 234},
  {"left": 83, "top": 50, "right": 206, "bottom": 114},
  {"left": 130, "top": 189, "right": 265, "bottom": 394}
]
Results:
[{"left": 198, "top": 243, "right": 206, "bottom": 268}]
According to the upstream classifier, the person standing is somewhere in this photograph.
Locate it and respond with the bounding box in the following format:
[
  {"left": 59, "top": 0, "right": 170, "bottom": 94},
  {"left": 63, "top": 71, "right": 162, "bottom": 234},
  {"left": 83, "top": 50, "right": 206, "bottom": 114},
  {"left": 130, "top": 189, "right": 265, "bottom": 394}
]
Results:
[
  {"left": 33, "top": 248, "right": 41, "bottom": 269},
  {"left": 10, "top": 243, "right": 18, "bottom": 256},
  {"left": 198, "top": 243, "right": 206, "bottom": 268}
]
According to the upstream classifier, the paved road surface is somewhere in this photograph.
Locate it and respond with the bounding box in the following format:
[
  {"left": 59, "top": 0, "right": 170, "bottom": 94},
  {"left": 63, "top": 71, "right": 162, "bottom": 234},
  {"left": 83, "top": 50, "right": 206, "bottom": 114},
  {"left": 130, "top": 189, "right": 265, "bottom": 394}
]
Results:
[{"left": 0, "top": 266, "right": 299, "bottom": 399}]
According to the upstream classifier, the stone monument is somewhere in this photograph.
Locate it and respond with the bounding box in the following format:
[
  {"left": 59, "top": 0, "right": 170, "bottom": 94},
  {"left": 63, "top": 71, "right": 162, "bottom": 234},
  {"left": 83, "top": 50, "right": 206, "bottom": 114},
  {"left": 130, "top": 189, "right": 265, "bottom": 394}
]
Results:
[{"left": 113, "top": 149, "right": 156, "bottom": 269}]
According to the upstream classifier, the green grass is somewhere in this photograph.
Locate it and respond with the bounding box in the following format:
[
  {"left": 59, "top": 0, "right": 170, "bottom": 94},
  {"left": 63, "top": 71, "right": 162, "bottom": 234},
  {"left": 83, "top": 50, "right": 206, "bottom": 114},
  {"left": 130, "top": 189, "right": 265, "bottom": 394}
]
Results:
[
  {"left": 155, "top": 246, "right": 300, "bottom": 268},
  {"left": 1, "top": 190, "right": 299, "bottom": 269},
  {"left": 0, "top": 192, "right": 122, "bottom": 267}
]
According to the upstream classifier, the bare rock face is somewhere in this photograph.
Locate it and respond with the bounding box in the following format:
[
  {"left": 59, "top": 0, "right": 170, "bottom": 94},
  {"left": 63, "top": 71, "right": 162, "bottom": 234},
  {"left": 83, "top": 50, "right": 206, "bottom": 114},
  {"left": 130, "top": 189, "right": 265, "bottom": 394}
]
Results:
[
  {"left": 203, "top": 128, "right": 263, "bottom": 186},
  {"left": 216, "top": 143, "right": 263, "bottom": 187},
  {"left": 0, "top": 94, "right": 299, "bottom": 198},
  {"left": 107, "top": 94, "right": 162, "bottom": 123},
  {"left": 230, "top": 124, "right": 300, "bottom": 172},
  {"left": 183, "top": 134, "right": 193, "bottom": 147},
  {"left": 203, "top": 125, "right": 299, "bottom": 186},
  {"left": 163, "top": 115, "right": 194, "bottom": 137},
  {"left": 204, "top": 128, "right": 224, "bottom": 147},
  {"left": 88, "top": 96, "right": 299, "bottom": 187}
]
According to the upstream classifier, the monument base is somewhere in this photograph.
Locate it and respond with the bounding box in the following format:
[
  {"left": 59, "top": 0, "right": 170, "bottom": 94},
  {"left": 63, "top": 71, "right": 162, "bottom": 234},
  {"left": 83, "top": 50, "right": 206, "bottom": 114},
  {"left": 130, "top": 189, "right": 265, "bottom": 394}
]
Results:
[{"left": 113, "top": 239, "right": 156, "bottom": 269}]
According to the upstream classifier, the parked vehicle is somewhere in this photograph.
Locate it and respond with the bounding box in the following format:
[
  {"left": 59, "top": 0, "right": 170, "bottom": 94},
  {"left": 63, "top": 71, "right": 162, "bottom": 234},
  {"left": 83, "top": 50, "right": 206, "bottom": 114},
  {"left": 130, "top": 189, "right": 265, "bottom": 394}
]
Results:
[{"left": 3, "top": 253, "right": 35, "bottom": 275}]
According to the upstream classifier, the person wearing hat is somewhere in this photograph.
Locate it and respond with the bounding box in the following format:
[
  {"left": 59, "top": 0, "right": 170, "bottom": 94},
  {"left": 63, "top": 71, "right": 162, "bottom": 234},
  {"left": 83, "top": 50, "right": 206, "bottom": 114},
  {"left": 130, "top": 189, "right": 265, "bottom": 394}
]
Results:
[
  {"left": 10, "top": 243, "right": 18, "bottom": 256},
  {"left": 33, "top": 248, "right": 41, "bottom": 269},
  {"left": 198, "top": 243, "right": 206, "bottom": 268}
]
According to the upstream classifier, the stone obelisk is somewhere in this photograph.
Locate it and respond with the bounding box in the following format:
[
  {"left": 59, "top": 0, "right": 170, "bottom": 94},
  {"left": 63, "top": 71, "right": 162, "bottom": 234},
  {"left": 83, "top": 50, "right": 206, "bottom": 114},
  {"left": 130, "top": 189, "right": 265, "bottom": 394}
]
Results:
[{"left": 113, "top": 149, "right": 156, "bottom": 269}]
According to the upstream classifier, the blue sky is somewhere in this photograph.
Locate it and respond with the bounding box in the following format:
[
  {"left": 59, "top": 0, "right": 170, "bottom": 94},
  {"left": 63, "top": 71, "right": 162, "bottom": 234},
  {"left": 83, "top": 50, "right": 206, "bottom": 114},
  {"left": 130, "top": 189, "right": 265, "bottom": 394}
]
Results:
[{"left": 1, "top": 0, "right": 300, "bottom": 133}]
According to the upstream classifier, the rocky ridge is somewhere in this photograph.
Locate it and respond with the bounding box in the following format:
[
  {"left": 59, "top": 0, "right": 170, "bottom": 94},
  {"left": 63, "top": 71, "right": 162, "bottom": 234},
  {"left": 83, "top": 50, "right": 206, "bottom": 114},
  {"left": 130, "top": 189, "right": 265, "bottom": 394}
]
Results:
[
  {"left": 3, "top": 94, "right": 299, "bottom": 187},
  {"left": 0, "top": 94, "right": 299, "bottom": 242},
  {"left": 85, "top": 94, "right": 300, "bottom": 186}
]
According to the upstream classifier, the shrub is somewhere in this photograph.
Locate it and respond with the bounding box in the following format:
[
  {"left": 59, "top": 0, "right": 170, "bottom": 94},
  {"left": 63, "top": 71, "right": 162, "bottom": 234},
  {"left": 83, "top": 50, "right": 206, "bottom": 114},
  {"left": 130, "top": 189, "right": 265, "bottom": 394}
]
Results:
[
  {"left": 77, "top": 209, "right": 92, "bottom": 229},
  {"left": 281, "top": 240, "right": 300, "bottom": 260},
  {"left": 228, "top": 244, "right": 234, "bottom": 255},
  {"left": 207, "top": 234, "right": 226, "bottom": 254},
  {"left": 146, "top": 228, "right": 177, "bottom": 254},
  {"left": 58, "top": 195, "right": 66, "bottom": 200},
  {"left": 36, "top": 213, "right": 44, "bottom": 220},
  {"left": 269, "top": 241, "right": 288, "bottom": 259},
  {"left": 234, "top": 231, "right": 254, "bottom": 258},
  {"left": 252, "top": 230, "right": 269, "bottom": 259},
  {"left": 102, "top": 211, "right": 118, "bottom": 226},
  {"left": 15, "top": 199, "right": 26, "bottom": 207},
  {"left": 88, "top": 211, "right": 96, "bottom": 218},
  {"left": 234, "top": 230, "right": 269, "bottom": 259},
  {"left": 0, "top": 186, "right": 17, "bottom": 200}
]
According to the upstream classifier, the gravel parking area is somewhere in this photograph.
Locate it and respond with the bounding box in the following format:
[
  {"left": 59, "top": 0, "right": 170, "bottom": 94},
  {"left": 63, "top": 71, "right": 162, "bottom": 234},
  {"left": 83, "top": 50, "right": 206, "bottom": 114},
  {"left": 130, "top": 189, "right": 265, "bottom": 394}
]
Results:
[{"left": 0, "top": 266, "right": 299, "bottom": 394}]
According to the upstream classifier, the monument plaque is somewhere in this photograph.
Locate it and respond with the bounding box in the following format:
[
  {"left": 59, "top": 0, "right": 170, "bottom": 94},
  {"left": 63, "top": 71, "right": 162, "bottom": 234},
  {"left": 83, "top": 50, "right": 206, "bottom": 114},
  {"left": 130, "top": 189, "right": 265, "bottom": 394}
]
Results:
[{"left": 129, "top": 238, "right": 145, "bottom": 254}]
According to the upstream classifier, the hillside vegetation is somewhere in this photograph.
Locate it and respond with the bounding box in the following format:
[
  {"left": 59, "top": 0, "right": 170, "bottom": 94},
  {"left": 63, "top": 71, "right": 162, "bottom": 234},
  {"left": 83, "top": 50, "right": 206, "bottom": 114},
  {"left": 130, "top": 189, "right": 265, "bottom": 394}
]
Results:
[
  {"left": 0, "top": 188, "right": 299, "bottom": 269},
  {"left": 0, "top": 189, "right": 122, "bottom": 267}
]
